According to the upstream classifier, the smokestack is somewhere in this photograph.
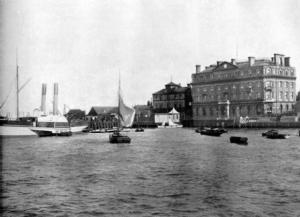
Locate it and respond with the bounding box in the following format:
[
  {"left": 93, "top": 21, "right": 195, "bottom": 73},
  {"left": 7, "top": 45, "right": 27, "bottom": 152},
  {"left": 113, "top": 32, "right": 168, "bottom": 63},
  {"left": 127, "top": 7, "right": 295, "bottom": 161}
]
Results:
[
  {"left": 274, "top": 53, "right": 284, "bottom": 66},
  {"left": 53, "top": 83, "right": 58, "bottom": 115},
  {"left": 195, "top": 65, "right": 201, "bottom": 73},
  {"left": 248, "top": 57, "right": 255, "bottom": 66},
  {"left": 284, "top": 57, "right": 290, "bottom": 67},
  {"left": 231, "top": 59, "right": 236, "bottom": 65},
  {"left": 41, "top": 83, "right": 47, "bottom": 114}
]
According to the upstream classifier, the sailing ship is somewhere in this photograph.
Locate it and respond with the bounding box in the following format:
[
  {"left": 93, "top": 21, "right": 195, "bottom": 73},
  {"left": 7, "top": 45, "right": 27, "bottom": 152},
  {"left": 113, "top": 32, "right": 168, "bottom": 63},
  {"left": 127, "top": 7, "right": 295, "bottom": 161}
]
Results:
[
  {"left": 29, "top": 83, "right": 73, "bottom": 137},
  {"left": 109, "top": 75, "right": 135, "bottom": 143},
  {"left": 0, "top": 54, "right": 36, "bottom": 136}
]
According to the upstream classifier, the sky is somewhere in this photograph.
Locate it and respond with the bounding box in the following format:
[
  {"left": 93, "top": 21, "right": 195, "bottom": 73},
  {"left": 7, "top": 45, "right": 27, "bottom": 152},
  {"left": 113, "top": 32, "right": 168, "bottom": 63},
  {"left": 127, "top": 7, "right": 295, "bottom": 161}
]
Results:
[{"left": 0, "top": 0, "right": 300, "bottom": 117}]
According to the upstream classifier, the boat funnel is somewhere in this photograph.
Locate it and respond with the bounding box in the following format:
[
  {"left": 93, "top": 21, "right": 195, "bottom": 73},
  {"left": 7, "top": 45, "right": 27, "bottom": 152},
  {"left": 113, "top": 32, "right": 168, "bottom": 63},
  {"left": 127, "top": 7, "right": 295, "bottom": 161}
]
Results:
[
  {"left": 41, "top": 83, "right": 47, "bottom": 114},
  {"left": 53, "top": 83, "right": 58, "bottom": 115}
]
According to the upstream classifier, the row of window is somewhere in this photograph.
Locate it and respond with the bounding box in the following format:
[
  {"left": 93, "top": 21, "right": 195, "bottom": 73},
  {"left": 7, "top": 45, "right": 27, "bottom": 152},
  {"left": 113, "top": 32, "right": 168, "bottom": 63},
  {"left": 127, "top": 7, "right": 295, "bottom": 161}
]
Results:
[
  {"left": 193, "top": 67, "right": 295, "bottom": 83},
  {"left": 194, "top": 103, "right": 293, "bottom": 117},
  {"left": 153, "top": 93, "right": 185, "bottom": 101},
  {"left": 194, "top": 92, "right": 262, "bottom": 102},
  {"left": 193, "top": 81, "right": 295, "bottom": 98},
  {"left": 154, "top": 102, "right": 185, "bottom": 109},
  {"left": 194, "top": 82, "right": 262, "bottom": 93},
  {"left": 266, "top": 91, "right": 295, "bottom": 101},
  {"left": 193, "top": 104, "right": 264, "bottom": 117},
  {"left": 194, "top": 90, "right": 295, "bottom": 102},
  {"left": 193, "top": 68, "right": 263, "bottom": 82},
  {"left": 265, "top": 81, "right": 295, "bottom": 89},
  {"left": 264, "top": 67, "right": 295, "bottom": 76}
]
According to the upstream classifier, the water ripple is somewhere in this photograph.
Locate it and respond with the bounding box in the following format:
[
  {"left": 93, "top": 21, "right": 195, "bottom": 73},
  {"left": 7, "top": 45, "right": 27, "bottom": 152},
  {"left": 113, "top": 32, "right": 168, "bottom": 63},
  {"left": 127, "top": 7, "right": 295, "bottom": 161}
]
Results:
[{"left": 1, "top": 128, "right": 300, "bottom": 216}]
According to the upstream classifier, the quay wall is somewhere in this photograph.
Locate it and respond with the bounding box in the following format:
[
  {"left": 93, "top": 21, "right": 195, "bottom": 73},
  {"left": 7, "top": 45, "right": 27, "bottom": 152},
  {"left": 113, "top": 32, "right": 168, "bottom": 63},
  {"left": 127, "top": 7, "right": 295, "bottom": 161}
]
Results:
[{"left": 193, "top": 119, "right": 300, "bottom": 128}]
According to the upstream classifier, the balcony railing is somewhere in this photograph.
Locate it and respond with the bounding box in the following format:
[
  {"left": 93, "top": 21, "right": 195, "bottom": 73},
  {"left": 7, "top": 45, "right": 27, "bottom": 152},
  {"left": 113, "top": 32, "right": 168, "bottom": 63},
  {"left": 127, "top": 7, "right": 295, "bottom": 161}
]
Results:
[
  {"left": 265, "top": 98, "right": 275, "bottom": 102},
  {"left": 264, "top": 86, "right": 273, "bottom": 91}
]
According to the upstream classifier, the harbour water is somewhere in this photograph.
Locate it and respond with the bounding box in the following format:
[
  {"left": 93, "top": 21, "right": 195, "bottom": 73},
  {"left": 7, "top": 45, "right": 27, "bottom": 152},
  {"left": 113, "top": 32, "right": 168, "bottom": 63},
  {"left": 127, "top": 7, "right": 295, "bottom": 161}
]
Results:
[{"left": 1, "top": 128, "right": 300, "bottom": 216}]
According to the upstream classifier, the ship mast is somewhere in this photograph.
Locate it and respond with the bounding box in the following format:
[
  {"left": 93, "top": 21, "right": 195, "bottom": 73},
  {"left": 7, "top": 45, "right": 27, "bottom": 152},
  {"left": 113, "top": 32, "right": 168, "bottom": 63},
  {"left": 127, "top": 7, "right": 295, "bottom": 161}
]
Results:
[
  {"left": 16, "top": 50, "right": 19, "bottom": 119},
  {"left": 118, "top": 71, "right": 121, "bottom": 129}
]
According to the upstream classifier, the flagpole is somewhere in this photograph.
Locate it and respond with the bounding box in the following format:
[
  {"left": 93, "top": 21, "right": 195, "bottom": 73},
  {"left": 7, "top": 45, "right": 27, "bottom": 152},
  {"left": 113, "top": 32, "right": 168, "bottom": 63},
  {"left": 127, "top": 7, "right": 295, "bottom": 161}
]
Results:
[
  {"left": 16, "top": 48, "right": 19, "bottom": 119},
  {"left": 118, "top": 70, "right": 121, "bottom": 129}
]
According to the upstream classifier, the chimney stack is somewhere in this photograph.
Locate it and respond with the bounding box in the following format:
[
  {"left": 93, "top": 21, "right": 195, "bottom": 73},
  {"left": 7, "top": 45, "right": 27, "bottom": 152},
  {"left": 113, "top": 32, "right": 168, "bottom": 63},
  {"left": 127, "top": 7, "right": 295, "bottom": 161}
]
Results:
[
  {"left": 53, "top": 83, "right": 58, "bottom": 115},
  {"left": 274, "top": 53, "right": 285, "bottom": 66},
  {"left": 231, "top": 59, "right": 236, "bottom": 65},
  {"left": 195, "top": 65, "right": 201, "bottom": 73},
  {"left": 41, "top": 83, "right": 47, "bottom": 114},
  {"left": 248, "top": 57, "right": 255, "bottom": 66},
  {"left": 284, "top": 57, "right": 290, "bottom": 67}
]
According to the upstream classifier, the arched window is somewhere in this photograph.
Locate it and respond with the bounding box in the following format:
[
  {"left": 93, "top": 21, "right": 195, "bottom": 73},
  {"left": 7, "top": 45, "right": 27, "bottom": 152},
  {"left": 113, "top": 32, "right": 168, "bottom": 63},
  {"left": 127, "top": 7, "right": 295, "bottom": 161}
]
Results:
[
  {"left": 209, "top": 107, "right": 213, "bottom": 116},
  {"left": 232, "top": 106, "right": 236, "bottom": 116},
  {"left": 202, "top": 107, "right": 206, "bottom": 116},
  {"left": 286, "top": 104, "right": 289, "bottom": 112},
  {"left": 256, "top": 104, "right": 262, "bottom": 115},
  {"left": 280, "top": 104, "right": 283, "bottom": 113}
]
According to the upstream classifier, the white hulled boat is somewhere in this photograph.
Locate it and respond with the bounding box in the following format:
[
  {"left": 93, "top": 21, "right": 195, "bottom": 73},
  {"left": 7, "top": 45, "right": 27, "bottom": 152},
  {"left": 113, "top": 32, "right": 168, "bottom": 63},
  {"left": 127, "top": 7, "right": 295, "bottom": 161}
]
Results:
[{"left": 30, "top": 115, "right": 71, "bottom": 137}]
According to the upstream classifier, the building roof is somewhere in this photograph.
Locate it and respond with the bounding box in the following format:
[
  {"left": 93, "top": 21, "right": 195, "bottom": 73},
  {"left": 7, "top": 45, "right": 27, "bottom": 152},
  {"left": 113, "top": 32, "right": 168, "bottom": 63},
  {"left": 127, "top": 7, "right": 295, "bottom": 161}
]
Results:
[
  {"left": 165, "top": 82, "right": 180, "bottom": 87},
  {"left": 153, "top": 86, "right": 188, "bottom": 95},
  {"left": 67, "top": 109, "right": 85, "bottom": 114},
  {"left": 87, "top": 106, "right": 118, "bottom": 116},
  {"left": 169, "top": 107, "right": 179, "bottom": 114},
  {"left": 134, "top": 105, "right": 151, "bottom": 111},
  {"left": 199, "top": 59, "right": 275, "bottom": 74}
]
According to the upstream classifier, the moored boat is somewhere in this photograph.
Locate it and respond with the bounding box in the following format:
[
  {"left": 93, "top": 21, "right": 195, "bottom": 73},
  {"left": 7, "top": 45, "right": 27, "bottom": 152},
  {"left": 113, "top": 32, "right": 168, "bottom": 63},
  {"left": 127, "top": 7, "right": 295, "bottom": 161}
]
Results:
[
  {"left": 230, "top": 136, "right": 248, "bottom": 145},
  {"left": 265, "top": 131, "right": 289, "bottom": 139},
  {"left": 0, "top": 117, "right": 37, "bottom": 137},
  {"left": 135, "top": 127, "right": 144, "bottom": 132},
  {"left": 30, "top": 115, "right": 72, "bottom": 137},
  {"left": 70, "top": 125, "right": 88, "bottom": 134},
  {"left": 108, "top": 73, "right": 135, "bottom": 144},
  {"left": 109, "top": 131, "right": 131, "bottom": 143},
  {"left": 262, "top": 129, "right": 278, "bottom": 137},
  {"left": 214, "top": 128, "right": 228, "bottom": 133},
  {"left": 196, "top": 127, "right": 227, "bottom": 136},
  {"left": 199, "top": 128, "right": 223, "bottom": 136}
]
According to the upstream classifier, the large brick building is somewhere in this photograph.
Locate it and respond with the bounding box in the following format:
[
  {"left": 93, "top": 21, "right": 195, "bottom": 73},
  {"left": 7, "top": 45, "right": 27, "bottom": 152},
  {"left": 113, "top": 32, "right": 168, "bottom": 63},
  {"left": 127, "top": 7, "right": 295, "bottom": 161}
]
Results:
[
  {"left": 191, "top": 53, "right": 296, "bottom": 125},
  {"left": 152, "top": 82, "right": 193, "bottom": 125}
]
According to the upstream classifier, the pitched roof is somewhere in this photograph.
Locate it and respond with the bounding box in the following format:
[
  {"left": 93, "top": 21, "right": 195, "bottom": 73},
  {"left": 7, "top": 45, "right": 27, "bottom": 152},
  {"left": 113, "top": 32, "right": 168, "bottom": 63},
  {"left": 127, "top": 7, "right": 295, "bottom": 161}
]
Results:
[
  {"left": 169, "top": 107, "right": 179, "bottom": 114},
  {"left": 87, "top": 106, "right": 118, "bottom": 116},
  {"left": 67, "top": 109, "right": 85, "bottom": 114},
  {"left": 134, "top": 105, "right": 150, "bottom": 110},
  {"left": 153, "top": 86, "right": 188, "bottom": 95},
  {"left": 165, "top": 82, "right": 180, "bottom": 86},
  {"left": 200, "top": 59, "right": 275, "bottom": 73}
]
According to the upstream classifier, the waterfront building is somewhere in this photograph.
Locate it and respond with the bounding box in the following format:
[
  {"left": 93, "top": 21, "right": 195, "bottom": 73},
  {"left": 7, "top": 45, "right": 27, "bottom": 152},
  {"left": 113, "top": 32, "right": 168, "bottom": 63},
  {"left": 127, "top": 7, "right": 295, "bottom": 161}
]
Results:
[
  {"left": 87, "top": 106, "right": 118, "bottom": 129},
  {"left": 191, "top": 53, "right": 296, "bottom": 126},
  {"left": 152, "top": 82, "right": 193, "bottom": 126},
  {"left": 154, "top": 108, "right": 180, "bottom": 125},
  {"left": 66, "top": 109, "right": 86, "bottom": 120},
  {"left": 133, "top": 104, "right": 155, "bottom": 127}
]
